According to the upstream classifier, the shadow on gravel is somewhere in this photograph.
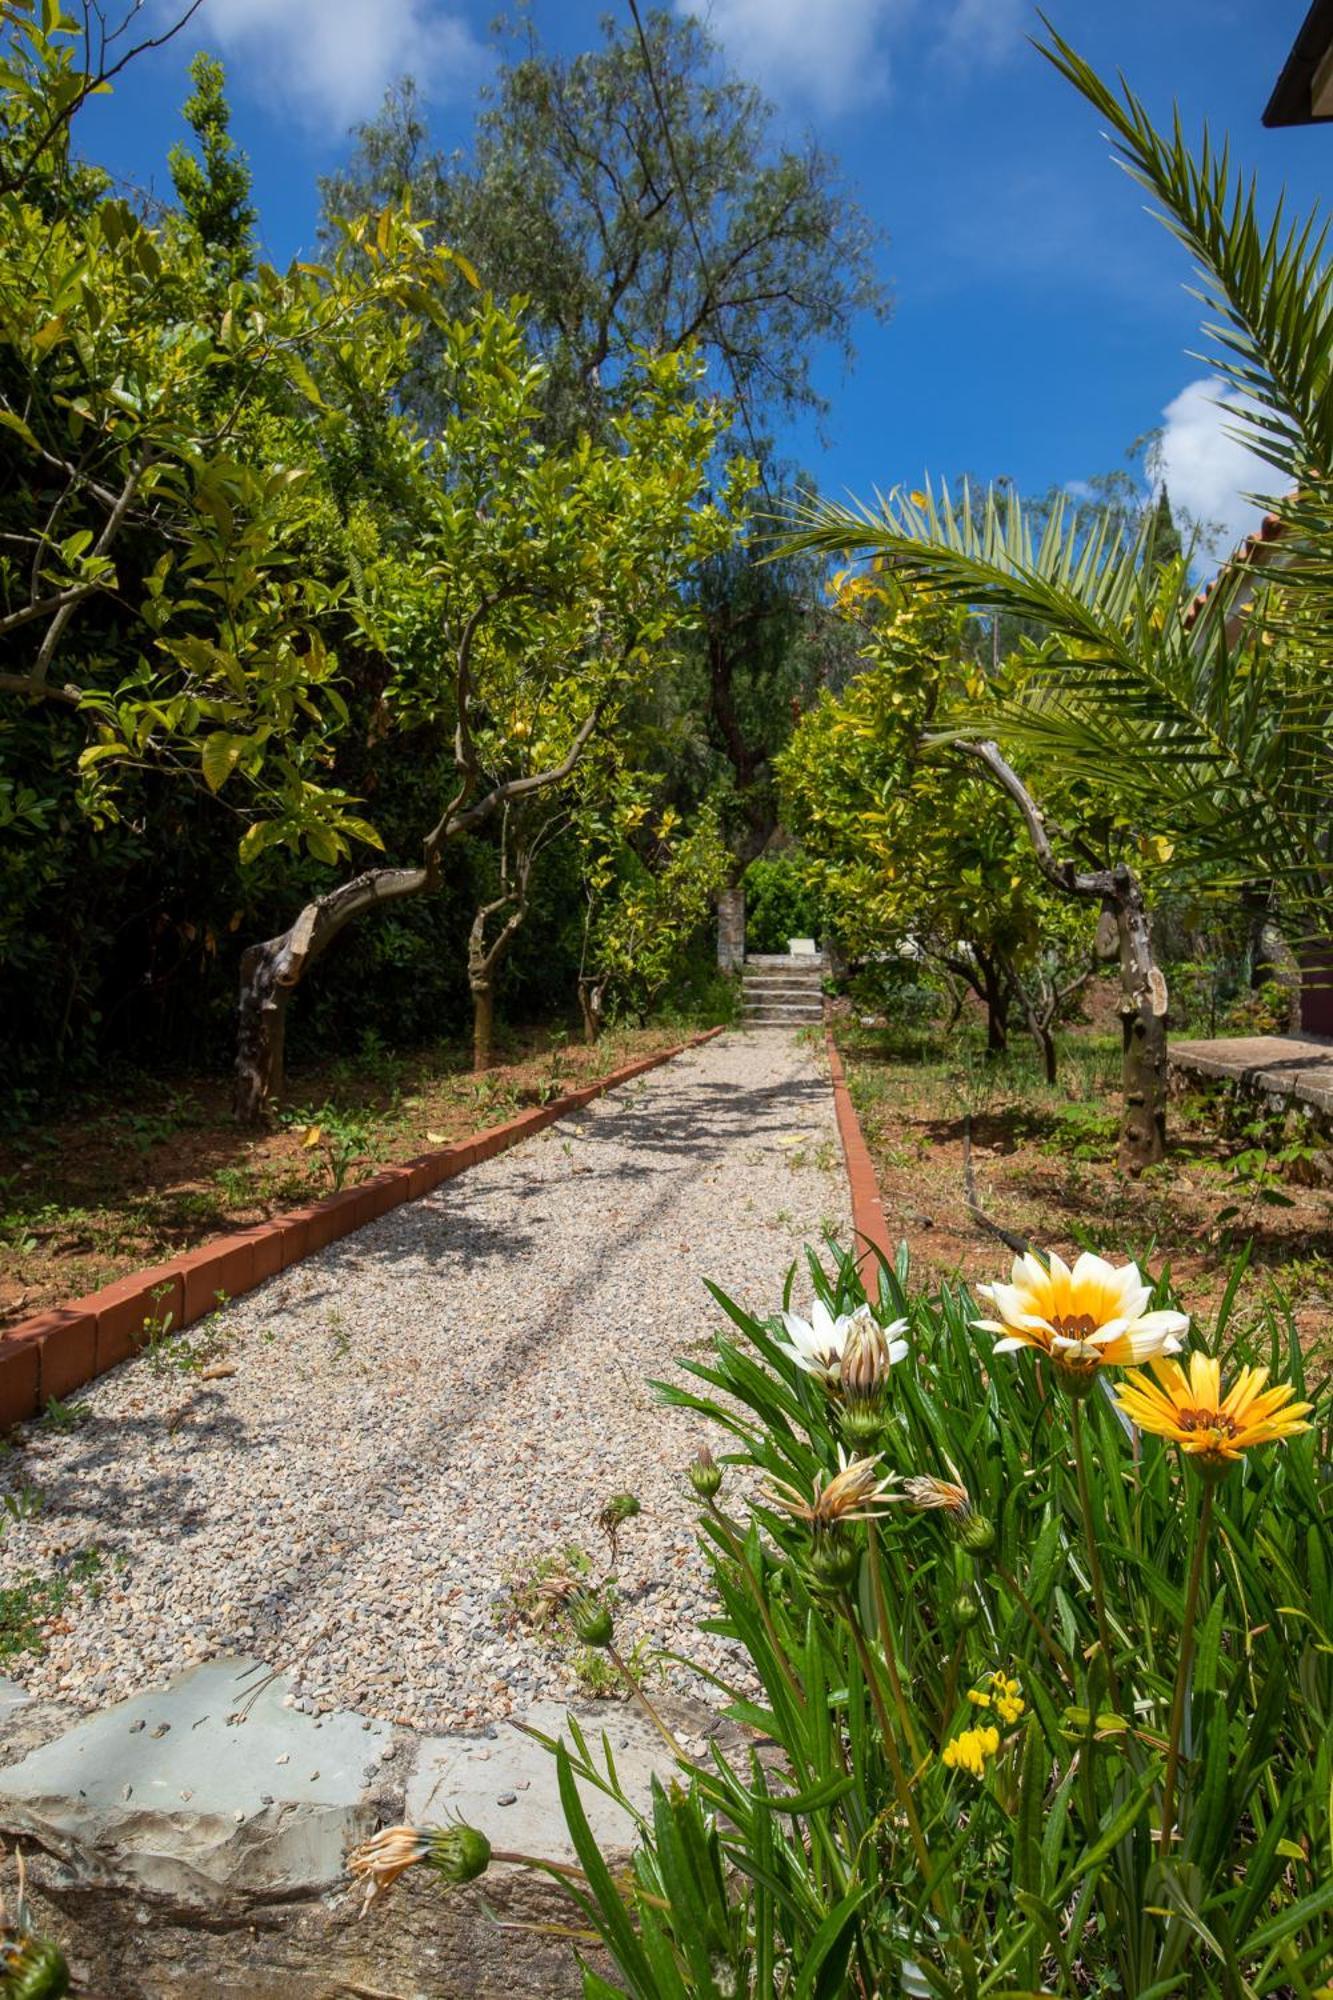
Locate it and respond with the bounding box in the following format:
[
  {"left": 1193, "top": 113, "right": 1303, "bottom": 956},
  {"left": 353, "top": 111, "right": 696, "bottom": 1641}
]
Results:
[{"left": 2, "top": 1393, "right": 251, "bottom": 1542}]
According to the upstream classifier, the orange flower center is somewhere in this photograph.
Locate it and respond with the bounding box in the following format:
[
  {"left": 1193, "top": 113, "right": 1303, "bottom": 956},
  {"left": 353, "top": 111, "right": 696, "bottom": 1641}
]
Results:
[
  {"left": 1178, "top": 1407, "right": 1238, "bottom": 1439},
  {"left": 1051, "top": 1312, "right": 1100, "bottom": 1341}
]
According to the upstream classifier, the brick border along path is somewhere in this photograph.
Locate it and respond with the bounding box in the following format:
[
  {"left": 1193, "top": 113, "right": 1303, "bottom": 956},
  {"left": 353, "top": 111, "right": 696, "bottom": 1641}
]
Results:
[
  {"left": 0, "top": 1030, "right": 724, "bottom": 1428},
  {"left": 0, "top": 1027, "right": 849, "bottom": 1730}
]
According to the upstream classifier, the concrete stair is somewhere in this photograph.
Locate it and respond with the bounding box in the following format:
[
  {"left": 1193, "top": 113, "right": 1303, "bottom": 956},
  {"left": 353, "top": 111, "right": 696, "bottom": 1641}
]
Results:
[{"left": 741, "top": 953, "right": 826, "bottom": 1026}]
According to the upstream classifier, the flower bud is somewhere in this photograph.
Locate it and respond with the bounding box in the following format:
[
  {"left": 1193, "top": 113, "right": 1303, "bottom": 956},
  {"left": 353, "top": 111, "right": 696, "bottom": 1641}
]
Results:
[
  {"left": 809, "top": 1530, "right": 860, "bottom": 1591},
  {"left": 958, "top": 1512, "right": 996, "bottom": 1554},
  {"left": 568, "top": 1590, "right": 615, "bottom": 1649},
  {"left": 687, "top": 1446, "right": 722, "bottom": 1500},
  {"left": 426, "top": 1824, "right": 492, "bottom": 1888},
  {"left": 0, "top": 1934, "right": 71, "bottom": 2000},
  {"left": 952, "top": 1590, "right": 979, "bottom": 1628},
  {"left": 838, "top": 1399, "right": 885, "bottom": 1451}
]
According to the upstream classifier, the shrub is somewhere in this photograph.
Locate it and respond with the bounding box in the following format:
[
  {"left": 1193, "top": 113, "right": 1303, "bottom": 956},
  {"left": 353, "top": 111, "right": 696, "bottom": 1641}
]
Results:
[{"left": 743, "top": 854, "right": 824, "bottom": 953}]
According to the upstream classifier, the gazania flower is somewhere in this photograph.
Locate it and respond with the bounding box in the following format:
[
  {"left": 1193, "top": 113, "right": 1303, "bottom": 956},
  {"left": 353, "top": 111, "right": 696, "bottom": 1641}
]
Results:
[
  {"left": 765, "top": 1449, "right": 897, "bottom": 1530},
  {"left": 347, "top": 1822, "right": 491, "bottom": 1916},
  {"left": 776, "top": 1299, "right": 909, "bottom": 1390},
  {"left": 974, "top": 1250, "right": 1188, "bottom": 1384},
  {"left": 890, "top": 1474, "right": 972, "bottom": 1517},
  {"left": 941, "top": 1723, "right": 1001, "bottom": 1779},
  {"left": 1113, "top": 1353, "right": 1312, "bottom": 1475}
]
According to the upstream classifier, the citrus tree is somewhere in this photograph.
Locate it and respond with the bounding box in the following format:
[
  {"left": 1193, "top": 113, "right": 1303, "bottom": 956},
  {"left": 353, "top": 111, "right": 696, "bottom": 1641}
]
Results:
[
  {"left": 232, "top": 319, "right": 737, "bottom": 1115},
  {"left": 779, "top": 577, "right": 1097, "bottom": 1077},
  {"left": 0, "top": 6, "right": 467, "bottom": 864}
]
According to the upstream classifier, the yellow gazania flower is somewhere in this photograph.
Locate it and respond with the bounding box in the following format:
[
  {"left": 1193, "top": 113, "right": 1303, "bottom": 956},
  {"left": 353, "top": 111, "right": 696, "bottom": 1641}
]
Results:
[
  {"left": 974, "top": 1250, "right": 1188, "bottom": 1383},
  {"left": 1113, "top": 1352, "right": 1312, "bottom": 1473},
  {"left": 941, "top": 1723, "right": 1000, "bottom": 1778}
]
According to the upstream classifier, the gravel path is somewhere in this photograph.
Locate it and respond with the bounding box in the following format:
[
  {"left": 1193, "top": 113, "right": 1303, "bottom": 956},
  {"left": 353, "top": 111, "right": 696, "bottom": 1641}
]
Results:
[{"left": 1, "top": 1029, "right": 848, "bottom": 1731}]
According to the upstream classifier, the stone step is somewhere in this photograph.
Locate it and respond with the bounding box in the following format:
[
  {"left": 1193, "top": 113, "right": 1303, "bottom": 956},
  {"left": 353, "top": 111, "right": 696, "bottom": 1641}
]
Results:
[
  {"left": 736, "top": 980, "right": 820, "bottom": 996},
  {"left": 744, "top": 953, "right": 827, "bottom": 969},
  {"left": 743, "top": 1005, "right": 824, "bottom": 1024}
]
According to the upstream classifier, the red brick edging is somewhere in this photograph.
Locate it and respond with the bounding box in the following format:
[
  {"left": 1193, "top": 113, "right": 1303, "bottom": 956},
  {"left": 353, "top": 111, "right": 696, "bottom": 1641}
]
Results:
[
  {"left": 0, "top": 1028, "right": 726, "bottom": 1426},
  {"left": 825, "top": 1030, "right": 891, "bottom": 1290}
]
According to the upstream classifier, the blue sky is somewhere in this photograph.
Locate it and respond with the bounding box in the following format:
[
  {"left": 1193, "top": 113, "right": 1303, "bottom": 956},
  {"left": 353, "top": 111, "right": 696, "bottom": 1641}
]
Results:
[{"left": 80, "top": 1, "right": 1325, "bottom": 554}]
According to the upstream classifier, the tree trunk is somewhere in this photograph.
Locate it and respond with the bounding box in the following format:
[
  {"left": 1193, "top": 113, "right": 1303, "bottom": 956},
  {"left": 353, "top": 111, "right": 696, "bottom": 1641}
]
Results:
[
  {"left": 954, "top": 742, "right": 1168, "bottom": 1174},
  {"left": 980, "top": 956, "right": 1009, "bottom": 1056},
  {"left": 1110, "top": 880, "right": 1168, "bottom": 1174},
  {"left": 233, "top": 862, "right": 430, "bottom": 1122},
  {"left": 472, "top": 981, "right": 495, "bottom": 1072},
  {"left": 716, "top": 881, "right": 746, "bottom": 970},
  {"left": 235, "top": 941, "right": 294, "bottom": 1125},
  {"left": 578, "top": 977, "right": 605, "bottom": 1044}
]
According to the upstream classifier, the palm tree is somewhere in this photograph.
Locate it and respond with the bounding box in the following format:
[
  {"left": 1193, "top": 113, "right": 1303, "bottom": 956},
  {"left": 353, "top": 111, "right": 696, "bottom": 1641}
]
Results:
[{"left": 782, "top": 28, "right": 1333, "bottom": 1164}]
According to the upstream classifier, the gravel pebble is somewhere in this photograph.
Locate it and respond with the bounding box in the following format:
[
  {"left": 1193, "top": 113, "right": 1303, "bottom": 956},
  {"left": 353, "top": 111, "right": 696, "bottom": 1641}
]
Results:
[{"left": 0, "top": 1029, "right": 846, "bottom": 1730}]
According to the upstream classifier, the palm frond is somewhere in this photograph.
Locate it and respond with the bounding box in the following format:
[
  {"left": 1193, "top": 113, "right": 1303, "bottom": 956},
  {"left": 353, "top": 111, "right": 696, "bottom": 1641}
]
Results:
[{"left": 1036, "top": 21, "right": 1333, "bottom": 490}]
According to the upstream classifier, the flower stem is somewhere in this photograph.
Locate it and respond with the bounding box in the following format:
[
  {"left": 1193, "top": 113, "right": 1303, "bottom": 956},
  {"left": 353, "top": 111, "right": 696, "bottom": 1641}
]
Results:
[
  {"left": 607, "top": 1644, "right": 685, "bottom": 1759},
  {"left": 1071, "top": 1396, "right": 1121, "bottom": 1712},
  {"left": 994, "top": 1561, "right": 1074, "bottom": 1684},
  {"left": 846, "top": 1609, "right": 937, "bottom": 1901},
  {"left": 1160, "top": 1479, "right": 1214, "bottom": 1855},
  {"left": 867, "top": 1519, "right": 926, "bottom": 1768}
]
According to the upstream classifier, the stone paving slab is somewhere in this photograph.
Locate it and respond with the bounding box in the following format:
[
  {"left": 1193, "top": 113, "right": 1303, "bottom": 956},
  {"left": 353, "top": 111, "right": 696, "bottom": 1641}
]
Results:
[
  {"left": 1169, "top": 1033, "right": 1333, "bottom": 1113},
  {"left": 0, "top": 1656, "right": 393, "bottom": 1903}
]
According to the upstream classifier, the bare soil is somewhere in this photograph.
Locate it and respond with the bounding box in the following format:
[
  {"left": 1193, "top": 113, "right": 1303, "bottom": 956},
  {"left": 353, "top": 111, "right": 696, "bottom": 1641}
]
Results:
[
  {"left": 0, "top": 1025, "right": 692, "bottom": 1323},
  {"left": 835, "top": 1016, "right": 1333, "bottom": 1357}
]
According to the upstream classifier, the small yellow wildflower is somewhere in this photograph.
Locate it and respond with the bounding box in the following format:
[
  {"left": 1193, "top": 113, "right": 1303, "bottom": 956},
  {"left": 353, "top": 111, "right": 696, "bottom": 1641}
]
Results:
[
  {"left": 965, "top": 1670, "right": 1025, "bottom": 1726},
  {"left": 941, "top": 1724, "right": 1000, "bottom": 1778}
]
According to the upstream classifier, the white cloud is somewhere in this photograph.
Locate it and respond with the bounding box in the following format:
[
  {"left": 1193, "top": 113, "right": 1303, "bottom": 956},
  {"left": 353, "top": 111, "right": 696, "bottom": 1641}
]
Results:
[
  {"left": 677, "top": 0, "right": 904, "bottom": 112},
  {"left": 937, "top": 0, "right": 1027, "bottom": 68},
  {"left": 1154, "top": 376, "right": 1280, "bottom": 558},
  {"left": 677, "top": 0, "right": 1022, "bottom": 114},
  {"left": 184, "top": 0, "right": 488, "bottom": 128}
]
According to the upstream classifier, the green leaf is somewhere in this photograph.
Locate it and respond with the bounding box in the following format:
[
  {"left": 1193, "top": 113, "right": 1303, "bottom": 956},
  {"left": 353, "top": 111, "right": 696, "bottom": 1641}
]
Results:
[{"left": 200, "top": 732, "right": 245, "bottom": 793}]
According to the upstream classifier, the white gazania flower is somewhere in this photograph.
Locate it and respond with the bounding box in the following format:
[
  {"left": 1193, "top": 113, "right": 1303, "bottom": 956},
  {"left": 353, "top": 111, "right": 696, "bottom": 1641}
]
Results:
[
  {"left": 776, "top": 1299, "right": 909, "bottom": 1388},
  {"left": 973, "top": 1250, "right": 1188, "bottom": 1379}
]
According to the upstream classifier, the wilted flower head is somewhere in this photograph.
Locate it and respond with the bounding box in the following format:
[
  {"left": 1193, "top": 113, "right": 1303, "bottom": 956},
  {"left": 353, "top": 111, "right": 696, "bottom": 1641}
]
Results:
[
  {"left": 765, "top": 1449, "right": 897, "bottom": 1532},
  {"left": 891, "top": 1474, "right": 972, "bottom": 1517},
  {"left": 536, "top": 1570, "right": 615, "bottom": 1648},
  {"left": 974, "top": 1250, "right": 1188, "bottom": 1386},
  {"left": 776, "top": 1299, "right": 908, "bottom": 1393},
  {"left": 348, "top": 1822, "right": 491, "bottom": 1916},
  {"left": 887, "top": 1471, "right": 995, "bottom": 1550},
  {"left": 1113, "top": 1353, "right": 1312, "bottom": 1477}
]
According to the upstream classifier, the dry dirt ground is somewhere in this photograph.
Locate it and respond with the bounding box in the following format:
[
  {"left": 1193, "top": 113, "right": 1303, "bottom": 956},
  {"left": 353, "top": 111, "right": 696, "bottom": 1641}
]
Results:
[
  {"left": 836, "top": 1018, "right": 1333, "bottom": 1359},
  {"left": 0, "top": 1026, "right": 692, "bottom": 1324}
]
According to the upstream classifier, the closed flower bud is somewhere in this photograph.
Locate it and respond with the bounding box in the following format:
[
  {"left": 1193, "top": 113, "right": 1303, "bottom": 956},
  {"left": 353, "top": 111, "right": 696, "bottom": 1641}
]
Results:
[
  {"left": 0, "top": 1934, "right": 71, "bottom": 2000},
  {"left": 687, "top": 1446, "right": 722, "bottom": 1500},
  {"left": 958, "top": 1512, "right": 996, "bottom": 1554},
  {"left": 952, "top": 1590, "right": 979, "bottom": 1628},
  {"left": 569, "top": 1589, "right": 615, "bottom": 1650}
]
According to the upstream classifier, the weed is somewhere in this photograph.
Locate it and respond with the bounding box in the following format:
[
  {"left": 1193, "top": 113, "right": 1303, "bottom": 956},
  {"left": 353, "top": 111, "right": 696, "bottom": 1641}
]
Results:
[
  {"left": 39, "top": 1397, "right": 89, "bottom": 1434},
  {"left": 0, "top": 1547, "right": 103, "bottom": 1662},
  {"left": 573, "top": 1632, "right": 657, "bottom": 1699},
  {"left": 289, "top": 1104, "right": 375, "bottom": 1191},
  {"left": 1, "top": 1483, "right": 43, "bottom": 1525}
]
